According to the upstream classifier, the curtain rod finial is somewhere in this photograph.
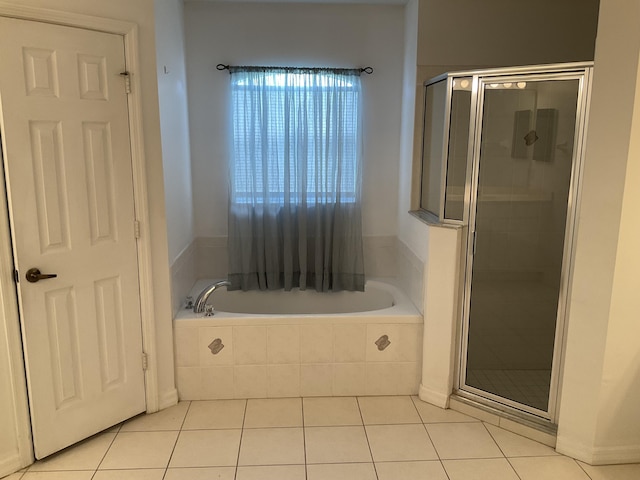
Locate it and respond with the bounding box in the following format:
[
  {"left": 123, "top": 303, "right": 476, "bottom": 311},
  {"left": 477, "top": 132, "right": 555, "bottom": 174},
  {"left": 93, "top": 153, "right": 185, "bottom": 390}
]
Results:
[
  {"left": 216, "top": 63, "right": 230, "bottom": 71},
  {"left": 361, "top": 67, "right": 373, "bottom": 74}
]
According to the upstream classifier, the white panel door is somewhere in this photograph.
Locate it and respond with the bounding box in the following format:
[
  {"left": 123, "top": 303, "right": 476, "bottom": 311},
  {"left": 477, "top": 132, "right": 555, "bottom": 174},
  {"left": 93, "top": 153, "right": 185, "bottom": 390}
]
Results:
[{"left": 0, "top": 17, "right": 146, "bottom": 458}]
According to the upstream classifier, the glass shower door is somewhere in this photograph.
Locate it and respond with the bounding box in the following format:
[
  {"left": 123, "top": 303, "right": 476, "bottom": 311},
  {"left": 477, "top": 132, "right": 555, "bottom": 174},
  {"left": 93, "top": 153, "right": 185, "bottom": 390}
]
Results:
[{"left": 462, "top": 76, "right": 582, "bottom": 417}]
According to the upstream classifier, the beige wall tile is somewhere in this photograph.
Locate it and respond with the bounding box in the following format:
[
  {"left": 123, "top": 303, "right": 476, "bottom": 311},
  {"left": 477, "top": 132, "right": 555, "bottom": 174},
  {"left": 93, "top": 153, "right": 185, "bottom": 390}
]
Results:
[
  {"left": 301, "top": 325, "right": 334, "bottom": 363},
  {"left": 334, "top": 324, "right": 366, "bottom": 363},
  {"left": 234, "top": 326, "right": 267, "bottom": 365},
  {"left": 202, "top": 366, "right": 235, "bottom": 399},
  {"left": 267, "top": 364, "right": 301, "bottom": 397},
  {"left": 267, "top": 325, "right": 300, "bottom": 364},
  {"left": 301, "top": 364, "right": 334, "bottom": 397},
  {"left": 234, "top": 365, "right": 267, "bottom": 398}
]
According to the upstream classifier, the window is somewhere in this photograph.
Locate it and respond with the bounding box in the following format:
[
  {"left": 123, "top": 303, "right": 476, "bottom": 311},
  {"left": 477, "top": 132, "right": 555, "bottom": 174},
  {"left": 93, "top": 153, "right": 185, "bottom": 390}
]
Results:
[{"left": 229, "top": 68, "right": 362, "bottom": 205}]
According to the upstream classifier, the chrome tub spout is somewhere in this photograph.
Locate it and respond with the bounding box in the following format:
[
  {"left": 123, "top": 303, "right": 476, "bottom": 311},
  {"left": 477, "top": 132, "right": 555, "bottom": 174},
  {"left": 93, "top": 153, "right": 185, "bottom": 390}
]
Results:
[{"left": 193, "top": 280, "right": 232, "bottom": 314}]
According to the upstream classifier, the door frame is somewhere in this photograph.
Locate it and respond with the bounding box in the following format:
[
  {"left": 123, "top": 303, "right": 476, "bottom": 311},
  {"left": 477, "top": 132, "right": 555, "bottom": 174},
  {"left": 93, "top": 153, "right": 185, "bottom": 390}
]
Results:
[{"left": 0, "top": 3, "right": 160, "bottom": 469}]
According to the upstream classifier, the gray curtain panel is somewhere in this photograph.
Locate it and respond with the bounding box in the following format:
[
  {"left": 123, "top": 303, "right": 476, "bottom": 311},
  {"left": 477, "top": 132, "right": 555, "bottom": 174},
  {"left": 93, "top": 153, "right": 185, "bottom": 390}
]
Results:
[
  {"left": 227, "top": 67, "right": 365, "bottom": 292},
  {"left": 228, "top": 202, "right": 364, "bottom": 292}
]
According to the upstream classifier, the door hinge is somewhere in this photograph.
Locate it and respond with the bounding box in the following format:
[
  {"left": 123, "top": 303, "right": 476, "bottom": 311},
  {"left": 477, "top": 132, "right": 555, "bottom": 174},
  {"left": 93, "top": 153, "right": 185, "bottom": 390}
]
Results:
[
  {"left": 142, "top": 352, "right": 148, "bottom": 371},
  {"left": 134, "top": 220, "right": 141, "bottom": 239},
  {"left": 13, "top": 269, "right": 19, "bottom": 283},
  {"left": 472, "top": 230, "right": 478, "bottom": 255},
  {"left": 120, "top": 71, "right": 131, "bottom": 94}
]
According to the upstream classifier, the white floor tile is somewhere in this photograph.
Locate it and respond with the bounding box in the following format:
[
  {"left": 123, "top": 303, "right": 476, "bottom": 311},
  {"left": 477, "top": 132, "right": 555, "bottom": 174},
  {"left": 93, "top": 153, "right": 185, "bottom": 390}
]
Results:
[
  {"left": 22, "top": 472, "right": 94, "bottom": 480},
  {"left": 303, "top": 397, "right": 362, "bottom": 426},
  {"left": 92, "top": 469, "right": 166, "bottom": 480},
  {"left": 29, "top": 432, "right": 115, "bottom": 471},
  {"left": 509, "top": 456, "right": 591, "bottom": 480},
  {"left": 306, "top": 463, "right": 377, "bottom": 480},
  {"left": 169, "top": 430, "right": 241, "bottom": 468},
  {"left": 236, "top": 465, "right": 306, "bottom": 480},
  {"left": 2, "top": 473, "right": 24, "bottom": 480},
  {"left": 182, "top": 400, "right": 246, "bottom": 430},
  {"left": 164, "top": 467, "right": 235, "bottom": 480},
  {"left": 375, "top": 460, "right": 449, "bottom": 480},
  {"left": 412, "top": 397, "right": 479, "bottom": 423},
  {"left": 442, "top": 458, "right": 520, "bottom": 480},
  {"left": 244, "top": 398, "right": 302, "bottom": 428},
  {"left": 426, "top": 423, "right": 503, "bottom": 460},
  {"left": 305, "top": 426, "right": 372, "bottom": 464},
  {"left": 357, "top": 396, "right": 421, "bottom": 425},
  {"left": 238, "top": 428, "right": 305, "bottom": 466},
  {"left": 99, "top": 431, "right": 178, "bottom": 470},
  {"left": 366, "top": 424, "right": 438, "bottom": 462},
  {"left": 120, "top": 402, "right": 190, "bottom": 432},
  {"left": 577, "top": 461, "right": 640, "bottom": 480},
  {"left": 485, "top": 423, "right": 558, "bottom": 457}
]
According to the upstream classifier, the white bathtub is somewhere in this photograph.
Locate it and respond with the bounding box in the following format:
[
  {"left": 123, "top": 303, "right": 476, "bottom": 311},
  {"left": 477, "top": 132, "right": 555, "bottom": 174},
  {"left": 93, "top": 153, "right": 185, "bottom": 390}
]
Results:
[{"left": 173, "top": 279, "right": 423, "bottom": 399}]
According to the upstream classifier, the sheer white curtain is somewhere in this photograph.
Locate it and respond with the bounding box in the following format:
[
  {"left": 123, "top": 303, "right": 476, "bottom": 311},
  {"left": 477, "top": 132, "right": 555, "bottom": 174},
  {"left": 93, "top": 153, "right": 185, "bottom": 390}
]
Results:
[{"left": 227, "top": 67, "right": 365, "bottom": 291}]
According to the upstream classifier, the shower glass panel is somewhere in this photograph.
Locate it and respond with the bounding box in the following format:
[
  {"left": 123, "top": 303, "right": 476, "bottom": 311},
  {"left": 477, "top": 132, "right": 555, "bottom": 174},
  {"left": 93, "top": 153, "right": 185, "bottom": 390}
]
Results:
[
  {"left": 444, "top": 77, "right": 472, "bottom": 220},
  {"left": 420, "top": 79, "right": 447, "bottom": 217},
  {"left": 464, "top": 78, "right": 580, "bottom": 415}
]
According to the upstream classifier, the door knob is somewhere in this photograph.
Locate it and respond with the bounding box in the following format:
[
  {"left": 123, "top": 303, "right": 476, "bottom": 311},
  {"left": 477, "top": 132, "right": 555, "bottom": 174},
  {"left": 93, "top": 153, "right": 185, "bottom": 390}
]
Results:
[{"left": 25, "top": 268, "right": 57, "bottom": 283}]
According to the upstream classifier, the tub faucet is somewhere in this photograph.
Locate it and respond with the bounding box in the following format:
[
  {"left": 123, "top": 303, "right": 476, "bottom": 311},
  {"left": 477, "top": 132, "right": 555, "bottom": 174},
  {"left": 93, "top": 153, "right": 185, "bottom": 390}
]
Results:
[{"left": 193, "top": 280, "right": 232, "bottom": 315}]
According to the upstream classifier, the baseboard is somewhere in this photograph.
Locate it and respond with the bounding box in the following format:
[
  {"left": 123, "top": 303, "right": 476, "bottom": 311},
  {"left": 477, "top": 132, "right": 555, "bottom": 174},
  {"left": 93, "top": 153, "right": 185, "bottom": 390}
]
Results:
[
  {"left": 418, "top": 383, "right": 449, "bottom": 408},
  {"left": 591, "top": 444, "right": 640, "bottom": 465},
  {"left": 557, "top": 435, "right": 640, "bottom": 465},
  {"left": 157, "top": 387, "right": 179, "bottom": 410},
  {"left": 0, "top": 451, "right": 30, "bottom": 479}
]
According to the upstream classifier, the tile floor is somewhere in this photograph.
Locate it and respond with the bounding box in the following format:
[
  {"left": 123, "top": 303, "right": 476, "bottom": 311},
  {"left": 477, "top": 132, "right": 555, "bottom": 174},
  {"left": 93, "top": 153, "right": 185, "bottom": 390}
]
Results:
[{"left": 7, "top": 396, "right": 640, "bottom": 480}]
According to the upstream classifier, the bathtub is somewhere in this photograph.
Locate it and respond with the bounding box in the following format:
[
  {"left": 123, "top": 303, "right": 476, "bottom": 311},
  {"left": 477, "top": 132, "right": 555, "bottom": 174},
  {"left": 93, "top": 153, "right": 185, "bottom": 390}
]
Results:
[{"left": 173, "top": 279, "right": 423, "bottom": 400}]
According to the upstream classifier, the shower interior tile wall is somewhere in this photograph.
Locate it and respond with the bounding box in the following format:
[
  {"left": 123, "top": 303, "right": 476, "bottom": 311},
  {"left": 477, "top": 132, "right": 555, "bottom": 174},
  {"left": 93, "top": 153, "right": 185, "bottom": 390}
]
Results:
[
  {"left": 170, "top": 241, "right": 197, "bottom": 317},
  {"left": 396, "top": 239, "right": 425, "bottom": 314},
  {"left": 174, "top": 322, "right": 423, "bottom": 400}
]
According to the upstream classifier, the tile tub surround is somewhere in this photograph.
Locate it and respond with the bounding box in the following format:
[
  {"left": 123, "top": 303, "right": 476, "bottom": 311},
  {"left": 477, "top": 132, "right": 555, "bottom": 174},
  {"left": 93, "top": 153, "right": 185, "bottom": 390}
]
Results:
[
  {"left": 171, "top": 235, "right": 401, "bottom": 311},
  {"left": 173, "top": 281, "right": 422, "bottom": 400}
]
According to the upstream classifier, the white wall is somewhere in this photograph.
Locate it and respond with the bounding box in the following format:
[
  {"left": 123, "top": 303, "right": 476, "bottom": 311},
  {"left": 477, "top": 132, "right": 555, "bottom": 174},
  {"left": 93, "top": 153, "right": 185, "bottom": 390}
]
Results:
[
  {"left": 184, "top": 1, "right": 405, "bottom": 240},
  {"left": 418, "top": 0, "right": 599, "bottom": 74},
  {"left": 557, "top": 0, "right": 640, "bottom": 464},
  {"left": 155, "top": 0, "right": 194, "bottom": 264},
  {"left": 154, "top": 0, "right": 197, "bottom": 315}
]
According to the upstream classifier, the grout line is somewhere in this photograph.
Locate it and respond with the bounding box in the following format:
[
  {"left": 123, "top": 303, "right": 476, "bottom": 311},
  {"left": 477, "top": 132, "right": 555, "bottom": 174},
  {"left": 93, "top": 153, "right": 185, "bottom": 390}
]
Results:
[
  {"left": 574, "top": 458, "right": 595, "bottom": 480},
  {"left": 420, "top": 422, "right": 442, "bottom": 460},
  {"left": 482, "top": 421, "right": 507, "bottom": 458},
  {"left": 92, "top": 423, "right": 122, "bottom": 475},
  {"left": 233, "top": 399, "right": 249, "bottom": 480},
  {"left": 160, "top": 401, "right": 194, "bottom": 480},
  {"left": 355, "top": 396, "right": 380, "bottom": 480},
  {"left": 301, "top": 397, "right": 308, "bottom": 480},
  {"left": 504, "top": 457, "right": 525, "bottom": 480},
  {"left": 177, "top": 400, "right": 192, "bottom": 430}
]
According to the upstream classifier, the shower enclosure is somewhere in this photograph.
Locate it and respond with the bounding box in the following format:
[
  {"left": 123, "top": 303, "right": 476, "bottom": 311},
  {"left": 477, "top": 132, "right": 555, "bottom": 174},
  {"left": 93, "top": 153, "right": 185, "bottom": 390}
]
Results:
[{"left": 420, "top": 63, "right": 592, "bottom": 424}]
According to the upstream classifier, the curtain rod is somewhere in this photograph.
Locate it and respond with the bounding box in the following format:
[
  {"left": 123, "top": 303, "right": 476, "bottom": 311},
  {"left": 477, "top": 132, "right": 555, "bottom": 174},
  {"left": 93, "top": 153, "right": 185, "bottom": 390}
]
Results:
[{"left": 216, "top": 63, "right": 373, "bottom": 75}]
